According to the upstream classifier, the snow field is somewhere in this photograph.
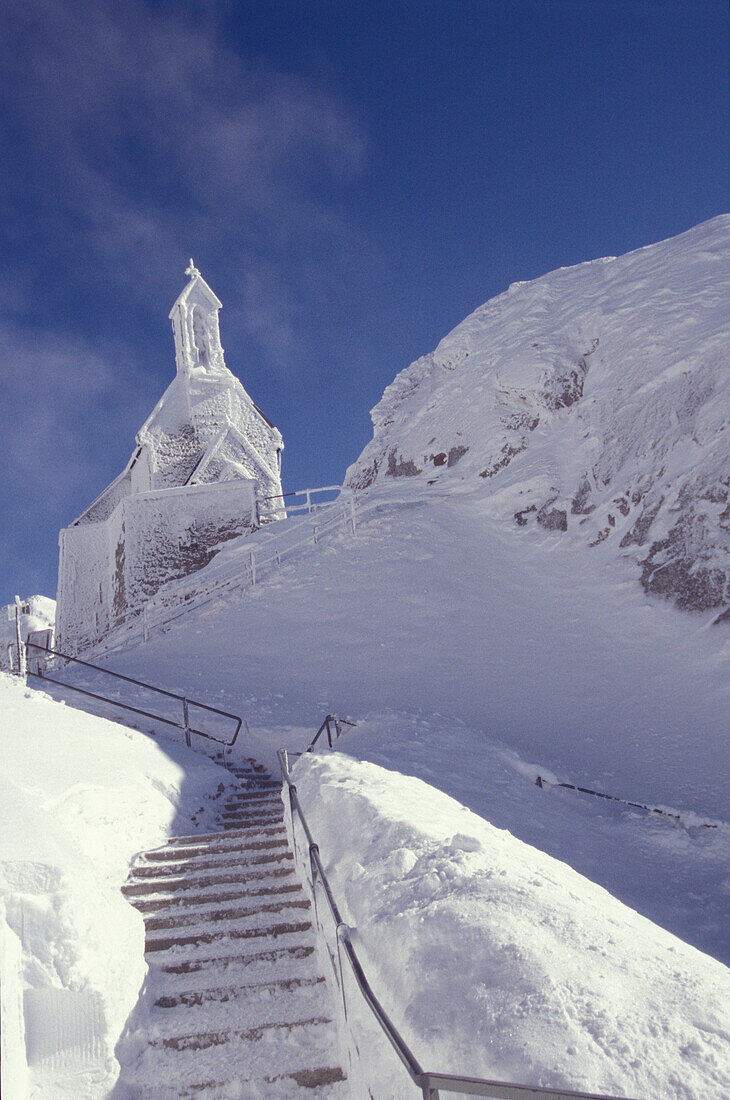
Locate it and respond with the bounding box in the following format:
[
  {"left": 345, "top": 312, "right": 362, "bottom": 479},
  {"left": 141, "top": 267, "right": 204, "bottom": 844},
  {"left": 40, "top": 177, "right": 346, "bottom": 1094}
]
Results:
[
  {"left": 0, "top": 673, "right": 232, "bottom": 1099},
  {"left": 291, "top": 752, "right": 730, "bottom": 1100}
]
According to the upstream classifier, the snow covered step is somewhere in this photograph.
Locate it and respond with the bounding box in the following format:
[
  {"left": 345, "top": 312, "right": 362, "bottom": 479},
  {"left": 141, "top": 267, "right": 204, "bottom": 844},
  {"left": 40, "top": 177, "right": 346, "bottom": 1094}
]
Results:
[
  {"left": 124, "top": 1067, "right": 348, "bottom": 1099},
  {"left": 216, "top": 805, "right": 283, "bottom": 821},
  {"left": 134, "top": 1066, "right": 347, "bottom": 1099},
  {"left": 128, "top": 849, "right": 294, "bottom": 878},
  {"left": 225, "top": 763, "right": 271, "bottom": 776},
  {"left": 218, "top": 820, "right": 281, "bottom": 834},
  {"left": 218, "top": 804, "right": 282, "bottom": 819},
  {"left": 145, "top": 916, "right": 313, "bottom": 952},
  {"left": 216, "top": 808, "right": 283, "bottom": 825},
  {"left": 150, "top": 1014, "right": 334, "bottom": 1053},
  {"left": 224, "top": 787, "right": 280, "bottom": 805},
  {"left": 154, "top": 942, "right": 315, "bottom": 977},
  {"left": 143, "top": 894, "right": 310, "bottom": 932},
  {"left": 164, "top": 822, "right": 285, "bottom": 846},
  {"left": 153, "top": 972, "right": 323, "bottom": 1005},
  {"left": 147, "top": 977, "right": 331, "bottom": 1036},
  {"left": 140, "top": 835, "right": 287, "bottom": 862},
  {"left": 119, "top": 1020, "right": 345, "bottom": 1091},
  {"left": 170, "top": 1064, "right": 347, "bottom": 1098},
  {"left": 149, "top": 953, "right": 318, "bottom": 997},
  {"left": 122, "top": 863, "right": 295, "bottom": 897},
  {"left": 215, "top": 802, "right": 284, "bottom": 818},
  {"left": 128, "top": 878, "right": 300, "bottom": 914}
]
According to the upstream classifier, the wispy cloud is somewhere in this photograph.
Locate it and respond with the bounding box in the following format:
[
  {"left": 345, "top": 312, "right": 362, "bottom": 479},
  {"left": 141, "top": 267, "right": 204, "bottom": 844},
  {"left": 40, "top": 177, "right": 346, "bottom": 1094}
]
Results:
[{"left": 0, "top": 0, "right": 368, "bottom": 362}]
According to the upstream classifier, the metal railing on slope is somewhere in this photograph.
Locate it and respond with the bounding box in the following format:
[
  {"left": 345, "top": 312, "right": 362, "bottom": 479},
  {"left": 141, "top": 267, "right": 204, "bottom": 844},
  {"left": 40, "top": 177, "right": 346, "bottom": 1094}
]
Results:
[
  {"left": 78, "top": 487, "right": 364, "bottom": 661},
  {"left": 25, "top": 642, "right": 242, "bottom": 748},
  {"left": 278, "top": 748, "right": 639, "bottom": 1100},
  {"left": 258, "top": 485, "right": 345, "bottom": 519}
]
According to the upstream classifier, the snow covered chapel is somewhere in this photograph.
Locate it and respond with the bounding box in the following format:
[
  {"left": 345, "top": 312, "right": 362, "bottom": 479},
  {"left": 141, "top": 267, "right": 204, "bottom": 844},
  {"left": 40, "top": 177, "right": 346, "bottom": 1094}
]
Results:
[{"left": 56, "top": 262, "right": 284, "bottom": 653}]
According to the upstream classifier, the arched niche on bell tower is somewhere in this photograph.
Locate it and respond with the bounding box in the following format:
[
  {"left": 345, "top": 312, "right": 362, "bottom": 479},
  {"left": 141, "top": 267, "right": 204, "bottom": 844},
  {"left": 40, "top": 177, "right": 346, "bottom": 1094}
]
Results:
[{"left": 169, "top": 260, "right": 225, "bottom": 376}]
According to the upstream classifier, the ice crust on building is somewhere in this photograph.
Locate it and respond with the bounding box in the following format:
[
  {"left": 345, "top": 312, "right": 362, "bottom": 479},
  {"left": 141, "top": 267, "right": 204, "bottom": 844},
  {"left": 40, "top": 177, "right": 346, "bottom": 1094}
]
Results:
[{"left": 56, "top": 262, "right": 284, "bottom": 653}]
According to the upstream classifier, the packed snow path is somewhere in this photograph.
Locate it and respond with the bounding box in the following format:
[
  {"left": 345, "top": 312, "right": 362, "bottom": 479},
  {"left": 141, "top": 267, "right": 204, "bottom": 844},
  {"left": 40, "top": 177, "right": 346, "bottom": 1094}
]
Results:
[{"left": 116, "top": 756, "right": 347, "bottom": 1098}]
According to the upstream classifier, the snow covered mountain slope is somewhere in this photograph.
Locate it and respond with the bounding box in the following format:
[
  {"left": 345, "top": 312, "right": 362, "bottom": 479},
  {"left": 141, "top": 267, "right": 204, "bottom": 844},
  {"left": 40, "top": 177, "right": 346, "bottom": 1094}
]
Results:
[
  {"left": 347, "top": 215, "right": 730, "bottom": 621},
  {"left": 67, "top": 487, "right": 730, "bottom": 965}
]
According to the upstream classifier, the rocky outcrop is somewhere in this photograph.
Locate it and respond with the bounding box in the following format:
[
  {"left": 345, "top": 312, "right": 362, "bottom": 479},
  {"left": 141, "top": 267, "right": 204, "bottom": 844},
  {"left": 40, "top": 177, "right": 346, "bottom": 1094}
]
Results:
[{"left": 345, "top": 216, "right": 730, "bottom": 622}]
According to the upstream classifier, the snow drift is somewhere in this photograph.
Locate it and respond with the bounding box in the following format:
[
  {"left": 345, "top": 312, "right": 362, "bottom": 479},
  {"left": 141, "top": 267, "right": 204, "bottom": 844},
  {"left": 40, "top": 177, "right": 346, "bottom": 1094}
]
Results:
[
  {"left": 293, "top": 752, "right": 730, "bottom": 1100},
  {"left": 347, "top": 215, "right": 730, "bottom": 621},
  {"left": 0, "top": 673, "right": 229, "bottom": 1099}
]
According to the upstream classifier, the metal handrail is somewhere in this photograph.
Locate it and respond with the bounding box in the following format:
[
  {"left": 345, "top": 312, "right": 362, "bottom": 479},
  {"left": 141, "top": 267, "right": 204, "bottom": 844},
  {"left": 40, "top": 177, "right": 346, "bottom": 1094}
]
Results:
[
  {"left": 78, "top": 487, "right": 364, "bottom": 661},
  {"left": 277, "top": 749, "right": 639, "bottom": 1100},
  {"left": 307, "top": 713, "right": 357, "bottom": 751},
  {"left": 25, "top": 642, "right": 242, "bottom": 747}
]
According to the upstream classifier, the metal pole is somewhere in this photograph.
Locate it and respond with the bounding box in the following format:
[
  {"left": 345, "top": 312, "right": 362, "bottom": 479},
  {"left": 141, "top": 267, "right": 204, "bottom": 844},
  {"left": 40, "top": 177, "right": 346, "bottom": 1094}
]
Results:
[
  {"left": 14, "top": 597, "right": 26, "bottom": 678},
  {"left": 182, "top": 698, "right": 191, "bottom": 747},
  {"left": 288, "top": 785, "right": 299, "bottom": 865}
]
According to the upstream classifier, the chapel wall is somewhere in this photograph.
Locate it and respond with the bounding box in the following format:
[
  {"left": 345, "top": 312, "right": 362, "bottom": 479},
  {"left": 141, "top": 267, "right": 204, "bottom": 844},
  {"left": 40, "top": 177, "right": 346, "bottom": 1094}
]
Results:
[{"left": 58, "top": 480, "right": 257, "bottom": 651}]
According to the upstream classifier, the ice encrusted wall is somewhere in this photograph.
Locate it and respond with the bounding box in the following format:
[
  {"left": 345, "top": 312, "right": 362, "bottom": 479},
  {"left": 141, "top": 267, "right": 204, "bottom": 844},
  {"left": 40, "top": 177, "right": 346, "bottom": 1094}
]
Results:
[{"left": 57, "top": 481, "right": 256, "bottom": 652}]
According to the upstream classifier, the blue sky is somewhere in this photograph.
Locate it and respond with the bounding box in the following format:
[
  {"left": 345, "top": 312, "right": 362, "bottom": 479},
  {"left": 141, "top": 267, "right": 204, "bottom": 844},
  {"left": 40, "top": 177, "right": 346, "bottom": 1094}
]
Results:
[{"left": 1, "top": 0, "right": 727, "bottom": 604}]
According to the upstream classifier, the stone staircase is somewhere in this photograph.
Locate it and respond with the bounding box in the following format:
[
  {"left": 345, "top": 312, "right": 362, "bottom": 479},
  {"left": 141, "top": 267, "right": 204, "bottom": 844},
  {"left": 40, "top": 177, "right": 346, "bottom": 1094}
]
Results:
[{"left": 116, "top": 757, "right": 348, "bottom": 1098}]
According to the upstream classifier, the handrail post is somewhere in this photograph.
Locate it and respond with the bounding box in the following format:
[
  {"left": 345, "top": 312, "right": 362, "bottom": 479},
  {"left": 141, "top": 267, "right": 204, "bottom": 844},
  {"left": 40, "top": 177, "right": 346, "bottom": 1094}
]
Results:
[
  {"left": 182, "top": 697, "right": 191, "bottom": 747},
  {"left": 308, "top": 842, "right": 321, "bottom": 931},
  {"left": 335, "top": 923, "right": 350, "bottom": 1022},
  {"left": 288, "top": 783, "right": 299, "bottom": 865}
]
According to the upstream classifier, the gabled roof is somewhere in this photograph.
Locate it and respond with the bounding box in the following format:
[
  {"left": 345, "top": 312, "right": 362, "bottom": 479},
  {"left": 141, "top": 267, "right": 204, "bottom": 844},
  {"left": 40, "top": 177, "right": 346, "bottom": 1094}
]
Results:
[{"left": 168, "top": 260, "right": 222, "bottom": 319}]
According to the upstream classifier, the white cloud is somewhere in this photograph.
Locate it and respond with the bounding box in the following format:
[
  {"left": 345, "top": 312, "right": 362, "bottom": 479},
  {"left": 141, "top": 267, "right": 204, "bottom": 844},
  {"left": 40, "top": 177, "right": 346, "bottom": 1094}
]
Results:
[{"left": 0, "top": 0, "right": 368, "bottom": 361}]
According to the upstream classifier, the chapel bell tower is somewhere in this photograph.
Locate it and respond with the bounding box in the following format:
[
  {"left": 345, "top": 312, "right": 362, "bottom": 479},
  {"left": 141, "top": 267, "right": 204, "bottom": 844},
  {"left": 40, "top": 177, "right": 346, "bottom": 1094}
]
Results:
[{"left": 169, "top": 259, "right": 226, "bottom": 376}]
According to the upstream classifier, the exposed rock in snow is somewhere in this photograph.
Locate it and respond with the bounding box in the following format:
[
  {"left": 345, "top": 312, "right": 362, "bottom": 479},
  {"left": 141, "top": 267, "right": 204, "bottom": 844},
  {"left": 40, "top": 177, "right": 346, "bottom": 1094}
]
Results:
[{"left": 347, "top": 216, "right": 730, "bottom": 620}]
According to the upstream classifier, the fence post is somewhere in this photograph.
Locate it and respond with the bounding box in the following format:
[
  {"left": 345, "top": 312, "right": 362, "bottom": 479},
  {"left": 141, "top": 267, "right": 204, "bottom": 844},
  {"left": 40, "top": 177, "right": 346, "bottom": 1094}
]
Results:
[
  {"left": 14, "top": 598, "right": 26, "bottom": 679},
  {"left": 249, "top": 551, "right": 256, "bottom": 586},
  {"left": 182, "top": 698, "right": 191, "bottom": 747},
  {"left": 306, "top": 489, "right": 312, "bottom": 513},
  {"left": 313, "top": 525, "right": 318, "bottom": 545}
]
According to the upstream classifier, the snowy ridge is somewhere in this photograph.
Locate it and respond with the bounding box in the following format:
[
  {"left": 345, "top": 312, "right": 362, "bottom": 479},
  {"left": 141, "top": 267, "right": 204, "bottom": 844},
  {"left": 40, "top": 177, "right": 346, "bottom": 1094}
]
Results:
[{"left": 347, "top": 216, "right": 730, "bottom": 620}]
